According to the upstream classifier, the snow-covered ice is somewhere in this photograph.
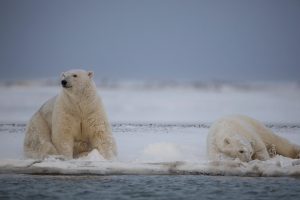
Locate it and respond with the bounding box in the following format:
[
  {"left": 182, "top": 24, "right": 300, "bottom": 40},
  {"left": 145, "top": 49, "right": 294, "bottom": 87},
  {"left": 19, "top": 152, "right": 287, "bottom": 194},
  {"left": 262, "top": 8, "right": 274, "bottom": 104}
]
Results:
[
  {"left": 1, "top": 82, "right": 300, "bottom": 124},
  {"left": 0, "top": 82, "right": 300, "bottom": 176}
]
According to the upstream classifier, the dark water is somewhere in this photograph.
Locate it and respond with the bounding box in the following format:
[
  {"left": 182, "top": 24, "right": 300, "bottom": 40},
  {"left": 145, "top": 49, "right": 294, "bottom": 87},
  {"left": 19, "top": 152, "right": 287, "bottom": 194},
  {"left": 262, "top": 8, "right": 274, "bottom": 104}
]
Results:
[{"left": 1, "top": 174, "right": 300, "bottom": 200}]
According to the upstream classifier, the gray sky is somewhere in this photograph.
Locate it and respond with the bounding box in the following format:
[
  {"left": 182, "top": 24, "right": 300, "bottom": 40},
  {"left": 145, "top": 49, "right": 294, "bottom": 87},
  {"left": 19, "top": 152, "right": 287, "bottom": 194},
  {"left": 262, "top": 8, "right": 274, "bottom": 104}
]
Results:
[{"left": 0, "top": 0, "right": 299, "bottom": 81}]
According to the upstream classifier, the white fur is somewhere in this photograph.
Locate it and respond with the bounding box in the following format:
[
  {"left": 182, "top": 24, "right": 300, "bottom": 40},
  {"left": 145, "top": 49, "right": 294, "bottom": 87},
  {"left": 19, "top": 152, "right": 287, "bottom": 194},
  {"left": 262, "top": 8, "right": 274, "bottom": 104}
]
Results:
[
  {"left": 24, "top": 69, "right": 117, "bottom": 159},
  {"left": 207, "top": 115, "right": 300, "bottom": 162}
]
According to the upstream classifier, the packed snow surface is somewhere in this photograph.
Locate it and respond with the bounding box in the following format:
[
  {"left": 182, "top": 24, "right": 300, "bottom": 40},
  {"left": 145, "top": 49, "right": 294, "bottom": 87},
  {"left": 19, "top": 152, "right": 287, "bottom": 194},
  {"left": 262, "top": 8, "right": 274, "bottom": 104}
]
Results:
[{"left": 0, "top": 83, "right": 300, "bottom": 176}]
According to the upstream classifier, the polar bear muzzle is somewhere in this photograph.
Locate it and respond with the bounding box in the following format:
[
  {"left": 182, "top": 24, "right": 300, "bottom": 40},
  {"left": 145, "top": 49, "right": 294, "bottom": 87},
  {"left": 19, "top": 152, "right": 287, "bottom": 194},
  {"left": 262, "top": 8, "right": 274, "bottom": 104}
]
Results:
[{"left": 61, "top": 80, "right": 72, "bottom": 88}]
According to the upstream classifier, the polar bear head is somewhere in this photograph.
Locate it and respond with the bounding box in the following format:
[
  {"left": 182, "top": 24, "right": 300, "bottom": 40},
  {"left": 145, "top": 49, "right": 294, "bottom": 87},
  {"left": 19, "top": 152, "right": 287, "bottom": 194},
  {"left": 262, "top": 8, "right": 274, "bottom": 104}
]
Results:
[
  {"left": 60, "top": 69, "right": 94, "bottom": 94},
  {"left": 218, "top": 134, "right": 254, "bottom": 162}
]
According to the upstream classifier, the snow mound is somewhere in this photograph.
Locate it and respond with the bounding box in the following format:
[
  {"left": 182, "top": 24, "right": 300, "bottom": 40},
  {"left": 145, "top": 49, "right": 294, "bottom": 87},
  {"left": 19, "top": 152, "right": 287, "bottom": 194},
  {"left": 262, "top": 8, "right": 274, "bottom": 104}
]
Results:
[{"left": 138, "top": 142, "right": 200, "bottom": 162}]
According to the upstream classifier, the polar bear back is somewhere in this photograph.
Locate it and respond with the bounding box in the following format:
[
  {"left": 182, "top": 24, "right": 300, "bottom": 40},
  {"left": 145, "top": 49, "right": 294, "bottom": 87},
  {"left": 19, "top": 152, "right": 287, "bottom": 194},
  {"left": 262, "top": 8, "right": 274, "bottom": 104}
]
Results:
[{"left": 38, "top": 96, "right": 57, "bottom": 127}]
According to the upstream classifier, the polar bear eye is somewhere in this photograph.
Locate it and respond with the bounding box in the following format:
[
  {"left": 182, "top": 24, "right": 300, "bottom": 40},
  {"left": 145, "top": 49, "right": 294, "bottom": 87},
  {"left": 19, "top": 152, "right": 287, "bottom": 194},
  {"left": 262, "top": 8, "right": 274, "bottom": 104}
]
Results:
[
  {"left": 73, "top": 74, "right": 77, "bottom": 78},
  {"left": 239, "top": 150, "right": 244, "bottom": 154}
]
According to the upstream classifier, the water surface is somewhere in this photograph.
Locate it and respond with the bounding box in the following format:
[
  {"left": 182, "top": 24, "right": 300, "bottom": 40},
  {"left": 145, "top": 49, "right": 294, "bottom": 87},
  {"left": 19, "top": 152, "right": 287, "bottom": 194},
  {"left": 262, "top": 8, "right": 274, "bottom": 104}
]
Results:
[{"left": 1, "top": 174, "right": 300, "bottom": 200}]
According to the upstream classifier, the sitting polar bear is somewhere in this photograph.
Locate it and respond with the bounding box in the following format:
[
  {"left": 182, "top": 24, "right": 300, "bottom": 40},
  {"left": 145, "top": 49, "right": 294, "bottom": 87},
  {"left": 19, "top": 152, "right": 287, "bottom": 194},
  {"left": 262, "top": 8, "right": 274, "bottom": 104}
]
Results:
[
  {"left": 207, "top": 115, "right": 300, "bottom": 162},
  {"left": 24, "top": 69, "right": 117, "bottom": 159}
]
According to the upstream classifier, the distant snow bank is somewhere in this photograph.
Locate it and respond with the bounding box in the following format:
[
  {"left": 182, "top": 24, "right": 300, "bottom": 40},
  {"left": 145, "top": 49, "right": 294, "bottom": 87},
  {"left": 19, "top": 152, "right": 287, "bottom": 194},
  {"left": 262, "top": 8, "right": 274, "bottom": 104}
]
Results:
[
  {"left": 0, "top": 82, "right": 300, "bottom": 123},
  {"left": 1, "top": 79, "right": 300, "bottom": 91}
]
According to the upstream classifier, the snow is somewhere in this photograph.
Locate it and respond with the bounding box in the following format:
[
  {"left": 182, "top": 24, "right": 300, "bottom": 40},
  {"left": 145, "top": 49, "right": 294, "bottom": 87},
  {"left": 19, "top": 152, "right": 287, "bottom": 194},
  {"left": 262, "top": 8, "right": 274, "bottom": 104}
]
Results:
[
  {"left": 0, "top": 82, "right": 300, "bottom": 176},
  {"left": 1, "top": 82, "right": 300, "bottom": 124}
]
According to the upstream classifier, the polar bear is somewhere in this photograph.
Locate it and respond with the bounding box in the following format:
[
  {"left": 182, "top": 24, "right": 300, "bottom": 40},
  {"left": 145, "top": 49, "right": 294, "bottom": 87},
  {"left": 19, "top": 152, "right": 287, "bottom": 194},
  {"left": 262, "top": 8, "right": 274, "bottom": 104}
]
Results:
[
  {"left": 24, "top": 69, "right": 117, "bottom": 160},
  {"left": 207, "top": 115, "right": 300, "bottom": 162}
]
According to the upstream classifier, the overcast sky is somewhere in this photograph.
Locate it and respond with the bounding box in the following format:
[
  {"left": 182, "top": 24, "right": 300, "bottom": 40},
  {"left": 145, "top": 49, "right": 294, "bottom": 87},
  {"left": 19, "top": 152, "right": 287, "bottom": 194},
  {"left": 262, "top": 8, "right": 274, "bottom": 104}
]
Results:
[{"left": 0, "top": 0, "right": 299, "bottom": 81}]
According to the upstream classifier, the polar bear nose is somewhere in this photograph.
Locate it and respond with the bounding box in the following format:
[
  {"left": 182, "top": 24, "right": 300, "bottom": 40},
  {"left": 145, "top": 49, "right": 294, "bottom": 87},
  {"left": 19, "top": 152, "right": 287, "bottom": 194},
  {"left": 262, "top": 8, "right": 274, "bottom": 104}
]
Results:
[{"left": 61, "top": 80, "right": 67, "bottom": 87}]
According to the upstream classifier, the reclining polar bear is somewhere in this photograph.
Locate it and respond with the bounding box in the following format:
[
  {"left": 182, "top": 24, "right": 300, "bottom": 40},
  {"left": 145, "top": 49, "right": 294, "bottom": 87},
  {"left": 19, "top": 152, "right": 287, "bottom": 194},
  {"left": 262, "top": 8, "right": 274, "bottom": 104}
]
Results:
[
  {"left": 207, "top": 115, "right": 300, "bottom": 162},
  {"left": 24, "top": 69, "right": 117, "bottom": 159}
]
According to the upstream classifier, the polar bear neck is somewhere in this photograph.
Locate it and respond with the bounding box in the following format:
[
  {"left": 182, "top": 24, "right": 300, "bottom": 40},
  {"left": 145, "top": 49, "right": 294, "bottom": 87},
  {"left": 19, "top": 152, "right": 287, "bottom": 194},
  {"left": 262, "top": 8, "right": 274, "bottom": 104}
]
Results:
[{"left": 60, "top": 81, "right": 99, "bottom": 111}]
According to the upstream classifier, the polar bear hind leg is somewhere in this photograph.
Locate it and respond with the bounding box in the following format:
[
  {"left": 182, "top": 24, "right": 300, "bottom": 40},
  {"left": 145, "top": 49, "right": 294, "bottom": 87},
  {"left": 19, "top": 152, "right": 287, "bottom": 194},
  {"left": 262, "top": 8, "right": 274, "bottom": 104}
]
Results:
[{"left": 24, "top": 112, "right": 58, "bottom": 159}]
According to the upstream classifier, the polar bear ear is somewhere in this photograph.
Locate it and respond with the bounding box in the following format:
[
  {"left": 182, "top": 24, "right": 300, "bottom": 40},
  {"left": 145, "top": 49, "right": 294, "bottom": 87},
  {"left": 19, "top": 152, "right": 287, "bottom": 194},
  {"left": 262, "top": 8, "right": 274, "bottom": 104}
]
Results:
[
  {"left": 61, "top": 72, "right": 65, "bottom": 78},
  {"left": 224, "top": 138, "right": 230, "bottom": 145},
  {"left": 87, "top": 71, "right": 94, "bottom": 79}
]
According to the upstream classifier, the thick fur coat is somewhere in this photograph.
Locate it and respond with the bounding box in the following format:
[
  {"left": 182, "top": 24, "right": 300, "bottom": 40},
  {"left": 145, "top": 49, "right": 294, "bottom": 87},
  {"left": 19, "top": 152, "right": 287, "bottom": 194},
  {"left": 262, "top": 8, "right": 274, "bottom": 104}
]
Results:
[
  {"left": 207, "top": 115, "right": 300, "bottom": 162},
  {"left": 24, "top": 69, "right": 117, "bottom": 159}
]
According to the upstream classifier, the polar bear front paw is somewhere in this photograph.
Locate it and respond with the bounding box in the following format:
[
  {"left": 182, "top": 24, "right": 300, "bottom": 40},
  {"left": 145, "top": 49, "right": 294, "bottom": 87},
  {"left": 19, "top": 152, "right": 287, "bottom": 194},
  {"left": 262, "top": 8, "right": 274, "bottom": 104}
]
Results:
[
  {"left": 41, "top": 142, "right": 58, "bottom": 156},
  {"left": 267, "top": 144, "right": 277, "bottom": 158}
]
